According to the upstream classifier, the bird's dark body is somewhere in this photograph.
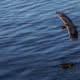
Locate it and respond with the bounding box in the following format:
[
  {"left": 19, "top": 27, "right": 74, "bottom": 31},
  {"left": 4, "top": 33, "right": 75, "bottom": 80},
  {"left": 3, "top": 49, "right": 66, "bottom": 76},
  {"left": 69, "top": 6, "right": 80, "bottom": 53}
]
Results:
[{"left": 56, "top": 12, "right": 78, "bottom": 40}]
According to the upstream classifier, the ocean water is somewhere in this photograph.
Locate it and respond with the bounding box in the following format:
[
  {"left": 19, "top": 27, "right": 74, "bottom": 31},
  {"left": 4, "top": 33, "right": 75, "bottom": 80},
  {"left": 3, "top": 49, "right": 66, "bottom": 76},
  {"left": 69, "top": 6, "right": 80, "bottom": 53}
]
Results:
[{"left": 0, "top": 0, "right": 80, "bottom": 80}]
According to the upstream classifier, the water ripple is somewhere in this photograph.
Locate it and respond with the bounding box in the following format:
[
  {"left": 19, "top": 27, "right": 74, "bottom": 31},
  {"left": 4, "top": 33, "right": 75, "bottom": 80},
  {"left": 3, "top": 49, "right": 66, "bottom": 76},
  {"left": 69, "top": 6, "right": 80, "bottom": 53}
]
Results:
[{"left": 0, "top": 0, "right": 80, "bottom": 80}]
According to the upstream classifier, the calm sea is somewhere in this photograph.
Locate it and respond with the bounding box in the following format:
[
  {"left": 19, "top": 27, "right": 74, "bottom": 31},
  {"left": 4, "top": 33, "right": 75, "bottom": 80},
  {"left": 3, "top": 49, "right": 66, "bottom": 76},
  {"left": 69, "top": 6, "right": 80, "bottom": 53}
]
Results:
[{"left": 0, "top": 0, "right": 80, "bottom": 80}]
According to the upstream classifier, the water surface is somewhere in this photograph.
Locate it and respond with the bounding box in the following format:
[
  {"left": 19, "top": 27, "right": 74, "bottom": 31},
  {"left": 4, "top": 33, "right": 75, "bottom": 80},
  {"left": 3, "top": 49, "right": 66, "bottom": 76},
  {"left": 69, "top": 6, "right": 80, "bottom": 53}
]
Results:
[{"left": 0, "top": 0, "right": 80, "bottom": 80}]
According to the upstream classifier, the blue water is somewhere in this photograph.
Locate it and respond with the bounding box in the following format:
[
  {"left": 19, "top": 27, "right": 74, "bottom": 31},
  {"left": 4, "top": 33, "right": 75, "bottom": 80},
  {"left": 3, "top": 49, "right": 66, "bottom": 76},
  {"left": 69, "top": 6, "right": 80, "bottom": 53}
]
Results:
[{"left": 0, "top": 0, "right": 80, "bottom": 80}]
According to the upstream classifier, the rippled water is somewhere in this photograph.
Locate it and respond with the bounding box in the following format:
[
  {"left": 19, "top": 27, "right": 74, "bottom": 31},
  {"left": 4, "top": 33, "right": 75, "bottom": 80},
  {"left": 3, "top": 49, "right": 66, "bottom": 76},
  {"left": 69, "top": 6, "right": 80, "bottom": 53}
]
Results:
[{"left": 0, "top": 0, "right": 80, "bottom": 80}]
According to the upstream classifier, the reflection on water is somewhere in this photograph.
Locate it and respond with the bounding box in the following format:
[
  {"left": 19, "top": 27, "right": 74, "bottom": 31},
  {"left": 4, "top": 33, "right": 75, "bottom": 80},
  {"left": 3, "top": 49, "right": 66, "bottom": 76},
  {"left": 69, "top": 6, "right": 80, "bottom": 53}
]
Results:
[{"left": 0, "top": 0, "right": 80, "bottom": 80}]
